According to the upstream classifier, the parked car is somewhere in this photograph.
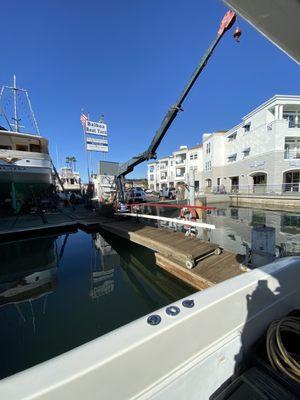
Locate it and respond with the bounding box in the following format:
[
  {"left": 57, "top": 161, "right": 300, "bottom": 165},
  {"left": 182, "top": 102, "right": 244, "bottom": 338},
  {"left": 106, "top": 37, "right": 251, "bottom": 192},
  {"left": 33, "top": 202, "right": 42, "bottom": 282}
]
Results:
[
  {"left": 125, "top": 188, "right": 147, "bottom": 203},
  {"left": 159, "top": 187, "right": 176, "bottom": 199}
]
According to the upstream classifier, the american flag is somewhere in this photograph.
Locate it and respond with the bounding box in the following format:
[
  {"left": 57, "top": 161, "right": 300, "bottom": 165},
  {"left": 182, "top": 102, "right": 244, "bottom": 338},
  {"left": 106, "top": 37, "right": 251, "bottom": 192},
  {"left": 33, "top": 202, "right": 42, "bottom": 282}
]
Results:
[{"left": 80, "top": 113, "right": 87, "bottom": 125}]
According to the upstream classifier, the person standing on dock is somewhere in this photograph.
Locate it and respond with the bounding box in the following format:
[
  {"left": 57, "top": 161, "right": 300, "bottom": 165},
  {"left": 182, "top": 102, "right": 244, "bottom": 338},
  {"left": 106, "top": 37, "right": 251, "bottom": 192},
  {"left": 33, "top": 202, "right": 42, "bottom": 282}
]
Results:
[{"left": 70, "top": 192, "right": 76, "bottom": 211}]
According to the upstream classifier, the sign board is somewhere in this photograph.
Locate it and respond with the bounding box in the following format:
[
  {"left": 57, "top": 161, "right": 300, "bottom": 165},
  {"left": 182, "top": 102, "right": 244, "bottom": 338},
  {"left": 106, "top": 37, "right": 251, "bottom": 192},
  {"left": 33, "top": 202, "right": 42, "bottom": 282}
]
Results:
[
  {"left": 85, "top": 120, "right": 107, "bottom": 136},
  {"left": 99, "top": 161, "right": 119, "bottom": 175},
  {"left": 86, "top": 142, "right": 108, "bottom": 152},
  {"left": 86, "top": 137, "right": 108, "bottom": 145}
]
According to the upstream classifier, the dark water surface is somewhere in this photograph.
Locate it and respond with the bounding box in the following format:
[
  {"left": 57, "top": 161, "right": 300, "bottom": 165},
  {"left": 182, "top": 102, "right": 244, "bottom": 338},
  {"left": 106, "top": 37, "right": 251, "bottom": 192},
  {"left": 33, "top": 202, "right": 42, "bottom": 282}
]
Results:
[
  {"left": 1, "top": 205, "right": 299, "bottom": 380},
  {"left": 0, "top": 230, "right": 193, "bottom": 380}
]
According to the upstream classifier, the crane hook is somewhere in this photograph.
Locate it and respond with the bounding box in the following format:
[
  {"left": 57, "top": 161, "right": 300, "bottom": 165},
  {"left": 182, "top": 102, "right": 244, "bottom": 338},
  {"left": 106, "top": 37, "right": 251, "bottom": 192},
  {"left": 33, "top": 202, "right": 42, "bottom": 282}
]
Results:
[{"left": 233, "top": 27, "right": 242, "bottom": 42}]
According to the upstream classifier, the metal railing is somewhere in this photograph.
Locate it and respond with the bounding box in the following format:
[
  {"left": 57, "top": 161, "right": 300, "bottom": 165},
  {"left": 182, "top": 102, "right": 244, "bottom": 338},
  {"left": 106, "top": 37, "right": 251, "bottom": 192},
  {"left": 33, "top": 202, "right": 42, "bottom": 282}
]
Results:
[
  {"left": 284, "top": 150, "right": 300, "bottom": 159},
  {"left": 288, "top": 122, "right": 300, "bottom": 128},
  {"left": 211, "top": 183, "right": 300, "bottom": 196}
]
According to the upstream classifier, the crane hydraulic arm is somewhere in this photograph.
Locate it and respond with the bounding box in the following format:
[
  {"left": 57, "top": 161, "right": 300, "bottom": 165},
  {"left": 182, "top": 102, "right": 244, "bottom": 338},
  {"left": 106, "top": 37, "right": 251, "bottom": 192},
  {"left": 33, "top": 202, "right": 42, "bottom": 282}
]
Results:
[{"left": 116, "top": 10, "right": 236, "bottom": 202}]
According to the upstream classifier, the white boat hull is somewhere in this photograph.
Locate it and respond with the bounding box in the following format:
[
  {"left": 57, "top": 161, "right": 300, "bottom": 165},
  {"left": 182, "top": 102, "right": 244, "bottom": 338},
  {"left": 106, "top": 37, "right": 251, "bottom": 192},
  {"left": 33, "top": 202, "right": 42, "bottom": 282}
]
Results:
[
  {"left": 0, "top": 150, "right": 52, "bottom": 184},
  {"left": 0, "top": 257, "right": 299, "bottom": 399}
]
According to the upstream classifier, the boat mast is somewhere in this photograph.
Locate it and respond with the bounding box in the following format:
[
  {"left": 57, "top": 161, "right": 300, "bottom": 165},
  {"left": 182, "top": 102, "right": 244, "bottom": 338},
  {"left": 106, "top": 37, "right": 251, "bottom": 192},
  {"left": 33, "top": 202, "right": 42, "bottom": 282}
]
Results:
[
  {"left": 12, "top": 74, "right": 20, "bottom": 132},
  {"left": 0, "top": 75, "right": 40, "bottom": 135}
]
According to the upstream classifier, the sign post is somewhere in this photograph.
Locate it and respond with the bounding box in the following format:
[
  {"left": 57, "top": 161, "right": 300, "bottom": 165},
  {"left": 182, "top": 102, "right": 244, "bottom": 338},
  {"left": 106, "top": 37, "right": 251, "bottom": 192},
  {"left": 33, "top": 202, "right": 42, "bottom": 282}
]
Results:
[{"left": 80, "top": 113, "right": 109, "bottom": 182}]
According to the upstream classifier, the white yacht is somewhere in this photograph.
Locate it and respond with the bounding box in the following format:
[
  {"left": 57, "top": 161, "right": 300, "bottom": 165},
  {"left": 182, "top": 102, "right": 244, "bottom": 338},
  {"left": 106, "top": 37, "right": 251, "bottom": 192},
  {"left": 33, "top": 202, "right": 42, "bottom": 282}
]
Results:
[
  {"left": 0, "top": 76, "right": 52, "bottom": 212},
  {"left": 58, "top": 166, "right": 81, "bottom": 193}
]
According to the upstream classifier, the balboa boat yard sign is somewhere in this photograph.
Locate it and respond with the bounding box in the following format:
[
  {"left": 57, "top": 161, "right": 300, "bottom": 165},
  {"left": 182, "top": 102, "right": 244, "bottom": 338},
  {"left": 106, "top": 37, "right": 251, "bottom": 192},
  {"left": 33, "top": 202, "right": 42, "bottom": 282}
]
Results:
[
  {"left": 85, "top": 120, "right": 108, "bottom": 136},
  {"left": 80, "top": 114, "right": 109, "bottom": 153}
]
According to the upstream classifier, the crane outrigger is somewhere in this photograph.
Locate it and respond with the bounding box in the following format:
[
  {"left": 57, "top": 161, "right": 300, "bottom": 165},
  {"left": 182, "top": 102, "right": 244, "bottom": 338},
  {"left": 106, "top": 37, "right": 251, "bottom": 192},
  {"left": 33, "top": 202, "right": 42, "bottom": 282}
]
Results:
[{"left": 115, "top": 10, "right": 237, "bottom": 203}]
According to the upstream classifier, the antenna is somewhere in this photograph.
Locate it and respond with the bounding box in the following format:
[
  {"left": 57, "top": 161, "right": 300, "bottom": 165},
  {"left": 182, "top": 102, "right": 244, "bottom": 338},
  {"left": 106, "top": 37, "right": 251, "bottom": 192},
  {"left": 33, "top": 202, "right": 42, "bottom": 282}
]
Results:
[{"left": 12, "top": 75, "right": 20, "bottom": 132}]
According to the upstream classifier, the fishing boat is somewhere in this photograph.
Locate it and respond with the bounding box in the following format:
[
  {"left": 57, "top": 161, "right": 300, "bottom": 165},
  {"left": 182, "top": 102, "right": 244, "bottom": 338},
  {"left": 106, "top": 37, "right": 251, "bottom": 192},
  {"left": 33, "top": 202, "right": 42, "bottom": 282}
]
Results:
[
  {"left": 58, "top": 166, "right": 81, "bottom": 193},
  {"left": 0, "top": 76, "right": 52, "bottom": 213}
]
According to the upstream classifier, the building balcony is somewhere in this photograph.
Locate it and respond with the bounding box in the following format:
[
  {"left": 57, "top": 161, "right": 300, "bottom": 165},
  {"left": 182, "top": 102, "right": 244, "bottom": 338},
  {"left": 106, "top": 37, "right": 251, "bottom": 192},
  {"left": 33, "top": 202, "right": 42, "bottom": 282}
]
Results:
[
  {"left": 288, "top": 122, "right": 300, "bottom": 129},
  {"left": 160, "top": 175, "right": 167, "bottom": 180},
  {"left": 175, "top": 174, "right": 186, "bottom": 180},
  {"left": 284, "top": 150, "right": 300, "bottom": 159},
  {"left": 160, "top": 164, "right": 168, "bottom": 170},
  {"left": 175, "top": 155, "right": 186, "bottom": 164}
]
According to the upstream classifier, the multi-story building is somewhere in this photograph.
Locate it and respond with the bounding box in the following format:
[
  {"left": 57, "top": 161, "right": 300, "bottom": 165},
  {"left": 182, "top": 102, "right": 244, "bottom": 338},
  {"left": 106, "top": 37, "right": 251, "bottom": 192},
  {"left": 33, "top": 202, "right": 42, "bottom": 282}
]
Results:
[
  {"left": 148, "top": 95, "right": 300, "bottom": 195},
  {"left": 147, "top": 145, "right": 202, "bottom": 191}
]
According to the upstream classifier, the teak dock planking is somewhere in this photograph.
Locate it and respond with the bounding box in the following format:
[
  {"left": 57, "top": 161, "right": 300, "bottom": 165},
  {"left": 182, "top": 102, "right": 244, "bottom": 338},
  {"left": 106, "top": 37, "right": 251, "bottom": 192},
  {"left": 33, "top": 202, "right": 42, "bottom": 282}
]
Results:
[{"left": 0, "top": 208, "right": 246, "bottom": 291}]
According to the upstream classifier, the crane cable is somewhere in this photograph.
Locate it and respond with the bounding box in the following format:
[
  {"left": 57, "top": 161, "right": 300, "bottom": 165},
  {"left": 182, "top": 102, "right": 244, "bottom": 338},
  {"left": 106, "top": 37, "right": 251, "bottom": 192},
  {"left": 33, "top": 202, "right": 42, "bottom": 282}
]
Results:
[{"left": 266, "top": 316, "right": 300, "bottom": 383}]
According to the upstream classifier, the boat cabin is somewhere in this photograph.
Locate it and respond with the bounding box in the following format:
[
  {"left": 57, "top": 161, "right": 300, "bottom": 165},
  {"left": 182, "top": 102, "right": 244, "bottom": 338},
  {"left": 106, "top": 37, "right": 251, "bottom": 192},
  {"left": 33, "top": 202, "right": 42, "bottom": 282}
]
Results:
[{"left": 0, "top": 130, "right": 49, "bottom": 154}]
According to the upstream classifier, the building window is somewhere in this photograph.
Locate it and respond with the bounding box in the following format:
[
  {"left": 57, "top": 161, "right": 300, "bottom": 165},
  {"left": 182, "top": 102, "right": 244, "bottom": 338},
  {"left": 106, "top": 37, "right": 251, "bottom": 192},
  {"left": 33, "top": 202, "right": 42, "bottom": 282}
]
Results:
[
  {"left": 150, "top": 175, "right": 154, "bottom": 181},
  {"left": 204, "top": 161, "right": 212, "bottom": 171},
  {"left": 227, "top": 153, "right": 237, "bottom": 163},
  {"left": 170, "top": 161, "right": 173, "bottom": 166},
  {"left": 227, "top": 132, "right": 237, "bottom": 141},
  {"left": 243, "top": 123, "right": 251, "bottom": 133},
  {"left": 194, "top": 152, "right": 198, "bottom": 159},
  {"left": 283, "top": 111, "right": 300, "bottom": 128},
  {"left": 176, "top": 154, "right": 186, "bottom": 164},
  {"left": 242, "top": 147, "right": 250, "bottom": 158},
  {"left": 284, "top": 137, "right": 300, "bottom": 159},
  {"left": 149, "top": 166, "right": 154, "bottom": 172},
  {"left": 206, "top": 142, "right": 211, "bottom": 154}
]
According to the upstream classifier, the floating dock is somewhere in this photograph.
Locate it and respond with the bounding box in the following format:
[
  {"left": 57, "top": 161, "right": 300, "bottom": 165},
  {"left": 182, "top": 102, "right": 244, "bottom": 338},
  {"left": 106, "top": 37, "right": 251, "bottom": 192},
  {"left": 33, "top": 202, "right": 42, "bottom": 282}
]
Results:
[
  {"left": 78, "top": 214, "right": 246, "bottom": 291},
  {"left": 0, "top": 207, "right": 246, "bottom": 290}
]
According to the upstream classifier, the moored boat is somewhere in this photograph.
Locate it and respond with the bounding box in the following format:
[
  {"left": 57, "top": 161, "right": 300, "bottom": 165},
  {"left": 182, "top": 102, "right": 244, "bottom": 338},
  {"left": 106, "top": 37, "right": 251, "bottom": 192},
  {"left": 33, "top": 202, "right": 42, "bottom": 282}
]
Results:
[{"left": 0, "top": 76, "right": 52, "bottom": 213}]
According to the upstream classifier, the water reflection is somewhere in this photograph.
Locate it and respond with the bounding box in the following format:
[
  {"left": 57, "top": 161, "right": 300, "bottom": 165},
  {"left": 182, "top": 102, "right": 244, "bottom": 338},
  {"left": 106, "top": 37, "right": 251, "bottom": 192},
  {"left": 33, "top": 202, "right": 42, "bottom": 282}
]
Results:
[
  {"left": 0, "top": 236, "right": 58, "bottom": 308},
  {"left": 131, "top": 205, "right": 300, "bottom": 257},
  {"left": 89, "top": 233, "right": 120, "bottom": 299},
  {"left": 0, "top": 231, "right": 192, "bottom": 380},
  {"left": 206, "top": 206, "right": 300, "bottom": 256}
]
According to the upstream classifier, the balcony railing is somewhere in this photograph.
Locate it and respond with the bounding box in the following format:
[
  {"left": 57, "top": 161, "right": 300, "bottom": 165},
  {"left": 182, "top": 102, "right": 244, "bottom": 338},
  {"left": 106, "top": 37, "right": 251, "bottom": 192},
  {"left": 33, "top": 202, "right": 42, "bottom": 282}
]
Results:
[
  {"left": 288, "top": 122, "right": 300, "bottom": 128},
  {"left": 211, "top": 183, "right": 300, "bottom": 195},
  {"left": 175, "top": 173, "right": 186, "bottom": 179},
  {"left": 175, "top": 159, "right": 186, "bottom": 165},
  {"left": 284, "top": 150, "right": 300, "bottom": 159}
]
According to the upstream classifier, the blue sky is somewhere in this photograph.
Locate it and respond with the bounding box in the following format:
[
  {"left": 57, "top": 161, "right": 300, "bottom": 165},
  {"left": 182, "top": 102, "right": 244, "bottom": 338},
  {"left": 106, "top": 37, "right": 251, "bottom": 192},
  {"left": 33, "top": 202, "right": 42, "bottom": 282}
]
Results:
[{"left": 1, "top": 0, "right": 299, "bottom": 180}]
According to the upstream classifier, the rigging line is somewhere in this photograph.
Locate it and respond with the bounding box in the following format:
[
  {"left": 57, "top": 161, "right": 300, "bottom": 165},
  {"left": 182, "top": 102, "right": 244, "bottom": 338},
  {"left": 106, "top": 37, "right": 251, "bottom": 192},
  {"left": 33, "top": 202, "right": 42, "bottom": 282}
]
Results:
[
  {"left": 0, "top": 98, "right": 13, "bottom": 131},
  {"left": 18, "top": 90, "right": 35, "bottom": 132},
  {"left": 25, "top": 91, "right": 40, "bottom": 135}
]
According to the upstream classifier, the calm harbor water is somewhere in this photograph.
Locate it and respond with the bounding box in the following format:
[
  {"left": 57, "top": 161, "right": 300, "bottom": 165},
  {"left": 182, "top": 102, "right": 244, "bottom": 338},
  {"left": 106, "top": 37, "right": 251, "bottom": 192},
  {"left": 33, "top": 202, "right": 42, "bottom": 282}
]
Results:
[
  {"left": 0, "top": 205, "right": 299, "bottom": 380},
  {"left": 205, "top": 205, "right": 300, "bottom": 256},
  {"left": 156, "top": 204, "right": 300, "bottom": 256},
  {"left": 0, "top": 230, "right": 193, "bottom": 380}
]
